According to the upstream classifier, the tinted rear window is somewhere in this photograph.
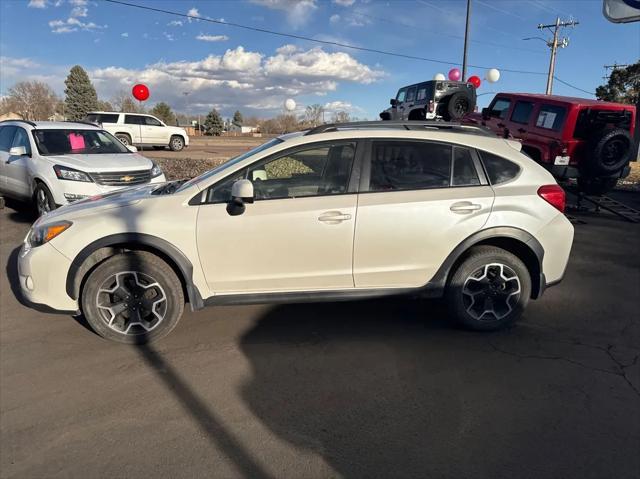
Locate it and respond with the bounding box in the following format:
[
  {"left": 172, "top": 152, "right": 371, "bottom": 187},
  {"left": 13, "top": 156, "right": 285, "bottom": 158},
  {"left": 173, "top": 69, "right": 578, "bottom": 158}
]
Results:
[
  {"left": 125, "top": 115, "right": 144, "bottom": 125},
  {"left": 479, "top": 150, "right": 520, "bottom": 185},
  {"left": 86, "top": 113, "right": 119, "bottom": 124},
  {"left": 536, "top": 105, "right": 566, "bottom": 131},
  {"left": 511, "top": 101, "right": 535, "bottom": 124}
]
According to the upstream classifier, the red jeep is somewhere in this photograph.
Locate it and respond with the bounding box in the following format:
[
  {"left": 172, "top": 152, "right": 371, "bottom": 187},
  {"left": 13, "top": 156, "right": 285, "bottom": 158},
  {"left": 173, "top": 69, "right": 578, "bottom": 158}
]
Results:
[{"left": 463, "top": 93, "right": 636, "bottom": 194}]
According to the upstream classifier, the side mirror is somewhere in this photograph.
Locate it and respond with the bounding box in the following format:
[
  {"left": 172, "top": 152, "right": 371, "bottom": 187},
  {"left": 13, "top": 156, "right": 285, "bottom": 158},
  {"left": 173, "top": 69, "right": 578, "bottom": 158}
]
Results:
[
  {"left": 9, "top": 146, "right": 28, "bottom": 157},
  {"left": 390, "top": 98, "right": 398, "bottom": 107},
  {"left": 481, "top": 107, "right": 490, "bottom": 120},
  {"left": 126, "top": 145, "right": 138, "bottom": 153},
  {"left": 226, "top": 179, "right": 254, "bottom": 216}
]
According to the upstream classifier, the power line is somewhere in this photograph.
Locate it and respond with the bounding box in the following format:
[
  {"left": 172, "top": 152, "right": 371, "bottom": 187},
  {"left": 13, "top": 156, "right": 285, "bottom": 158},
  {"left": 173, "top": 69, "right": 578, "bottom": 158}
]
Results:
[
  {"left": 102, "top": 0, "right": 547, "bottom": 75},
  {"left": 553, "top": 76, "right": 593, "bottom": 95}
]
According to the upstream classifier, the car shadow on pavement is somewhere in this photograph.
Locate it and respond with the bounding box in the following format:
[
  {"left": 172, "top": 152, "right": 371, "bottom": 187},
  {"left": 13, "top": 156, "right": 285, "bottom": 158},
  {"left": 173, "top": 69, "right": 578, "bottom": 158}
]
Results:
[{"left": 2, "top": 198, "right": 36, "bottom": 224}]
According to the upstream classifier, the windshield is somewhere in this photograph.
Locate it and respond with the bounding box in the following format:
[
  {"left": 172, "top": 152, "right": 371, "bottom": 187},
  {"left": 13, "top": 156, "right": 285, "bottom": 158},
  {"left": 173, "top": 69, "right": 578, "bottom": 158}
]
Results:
[
  {"left": 32, "top": 129, "right": 130, "bottom": 156},
  {"left": 177, "top": 137, "right": 284, "bottom": 191}
]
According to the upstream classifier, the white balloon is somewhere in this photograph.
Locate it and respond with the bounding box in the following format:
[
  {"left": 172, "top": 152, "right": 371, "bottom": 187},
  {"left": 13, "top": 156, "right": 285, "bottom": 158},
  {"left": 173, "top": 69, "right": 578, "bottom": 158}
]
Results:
[
  {"left": 433, "top": 73, "right": 446, "bottom": 81},
  {"left": 284, "top": 98, "right": 296, "bottom": 111},
  {"left": 486, "top": 68, "right": 500, "bottom": 83}
]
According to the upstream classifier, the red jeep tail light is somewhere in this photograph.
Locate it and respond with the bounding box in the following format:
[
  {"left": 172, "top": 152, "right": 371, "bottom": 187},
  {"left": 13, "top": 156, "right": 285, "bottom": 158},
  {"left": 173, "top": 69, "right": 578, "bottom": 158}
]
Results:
[
  {"left": 428, "top": 100, "right": 434, "bottom": 113},
  {"left": 537, "top": 184, "right": 565, "bottom": 213}
]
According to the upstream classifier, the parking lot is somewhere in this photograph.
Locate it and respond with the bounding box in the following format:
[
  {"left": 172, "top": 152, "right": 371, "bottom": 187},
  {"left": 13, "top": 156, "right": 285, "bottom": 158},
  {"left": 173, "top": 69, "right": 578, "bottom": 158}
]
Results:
[{"left": 1, "top": 154, "right": 639, "bottom": 478}]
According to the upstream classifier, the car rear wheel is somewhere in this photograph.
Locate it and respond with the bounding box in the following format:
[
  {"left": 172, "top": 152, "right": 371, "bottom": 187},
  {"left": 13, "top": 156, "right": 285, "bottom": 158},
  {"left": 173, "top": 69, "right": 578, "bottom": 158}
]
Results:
[
  {"left": 33, "top": 183, "right": 56, "bottom": 217},
  {"left": 116, "top": 133, "right": 132, "bottom": 146},
  {"left": 81, "top": 251, "right": 184, "bottom": 344},
  {"left": 170, "top": 135, "right": 185, "bottom": 151},
  {"left": 446, "top": 246, "right": 531, "bottom": 331}
]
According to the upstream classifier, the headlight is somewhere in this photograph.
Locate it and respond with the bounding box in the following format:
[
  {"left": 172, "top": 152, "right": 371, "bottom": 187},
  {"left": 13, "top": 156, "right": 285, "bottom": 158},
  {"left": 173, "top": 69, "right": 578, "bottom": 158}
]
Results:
[
  {"left": 27, "top": 221, "right": 72, "bottom": 248},
  {"left": 53, "top": 165, "right": 93, "bottom": 182},
  {"left": 150, "top": 161, "right": 163, "bottom": 178}
]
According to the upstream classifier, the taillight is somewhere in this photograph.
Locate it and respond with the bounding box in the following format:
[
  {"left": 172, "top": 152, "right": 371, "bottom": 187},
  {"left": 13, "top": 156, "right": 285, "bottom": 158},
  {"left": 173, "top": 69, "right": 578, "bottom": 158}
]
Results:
[
  {"left": 428, "top": 100, "right": 434, "bottom": 113},
  {"left": 537, "top": 184, "right": 565, "bottom": 213}
]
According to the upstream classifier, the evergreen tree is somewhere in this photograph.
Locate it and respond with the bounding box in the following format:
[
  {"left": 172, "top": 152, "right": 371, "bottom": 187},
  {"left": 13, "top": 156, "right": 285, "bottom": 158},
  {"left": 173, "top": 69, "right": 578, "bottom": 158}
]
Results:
[
  {"left": 595, "top": 61, "right": 640, "bottom": 105},
  {"left": 204, "top": 108, "right": 224, "bottom": 136},
  {"left": 233, "top": 110, "right": 243, "bottom": 126},
  {"left": 150, "top": 102, "right": 176, "bottom": 125},
  {"left": 64, "top": 65, "right": 98, "bottom": 120}
]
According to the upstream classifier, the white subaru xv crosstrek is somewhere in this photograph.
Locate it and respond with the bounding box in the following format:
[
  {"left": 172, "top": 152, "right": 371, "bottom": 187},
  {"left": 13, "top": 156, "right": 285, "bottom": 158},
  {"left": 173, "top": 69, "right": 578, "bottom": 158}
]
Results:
[
  {"left": 0, "top": 120, "right": 166, "bottom": 216},
  {"left": 18, "top": 121, "right": 574, "bottom": 343}
]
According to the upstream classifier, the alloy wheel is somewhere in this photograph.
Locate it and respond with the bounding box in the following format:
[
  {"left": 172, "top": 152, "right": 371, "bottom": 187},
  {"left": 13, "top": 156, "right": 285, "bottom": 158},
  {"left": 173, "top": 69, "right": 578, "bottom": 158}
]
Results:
[
  {"left": 95, "top": 271, "right": 168, "bottom": 335},
  {"left": 462, "top": 263, "right": 521, "bottom": 321},
  {"left": 37, "top": 189, "right": 51, "bottom": 216}
]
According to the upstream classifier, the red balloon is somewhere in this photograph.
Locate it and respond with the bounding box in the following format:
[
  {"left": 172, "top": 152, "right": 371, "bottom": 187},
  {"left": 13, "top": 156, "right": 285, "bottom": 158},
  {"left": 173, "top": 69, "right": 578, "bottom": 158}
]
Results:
[
  {"left": 132, "top": 83, "right": 149, "bottom": 101},
  {"left": 467, "top": 75, "right": 481, "bottom": 89}
]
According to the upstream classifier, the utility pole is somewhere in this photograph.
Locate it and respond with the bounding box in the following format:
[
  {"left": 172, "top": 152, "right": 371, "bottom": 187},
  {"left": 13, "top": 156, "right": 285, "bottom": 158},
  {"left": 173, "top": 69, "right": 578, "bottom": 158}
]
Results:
[
  {"left": 462, "top": 0, "right": 472, "bottom": 81},
  {"left": 603, "top": 62, "right": 630, "bottom": 80},
  {"left": 537, "top": 17, "right": 579, "bottom": 95}
]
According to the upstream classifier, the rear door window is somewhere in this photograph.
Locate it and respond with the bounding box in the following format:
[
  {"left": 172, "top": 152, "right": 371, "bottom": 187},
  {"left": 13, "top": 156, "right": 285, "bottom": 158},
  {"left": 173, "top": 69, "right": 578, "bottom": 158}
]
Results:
[
  {"left": 144, "top": 116, "right": 163, "bottom": 126},
  {"left": 368, "top": 140, "right": 452, "bottom": 192},
  {"left": 510, "top": 101, "right": 535, "bottom": 124},
  {"left": 86, "top": 113, "right": 119, "bottom": 124},
  {"left": 0, "top": 126, "right": 17, "bottom": 152},
  {"left": 479, "top": 150, "right": 521, "bottom": 185},
  {"left": 452, "top": 147, "right": 480, "bottom": 186},
  {"left": 536, "top": 104, "right": 567, "bottom": 131},
  {"left": 124, "top": 115, "right": 144, "bottom": 125},
  {"left": 489, "top": 98, "right": 511, "bottom": 119}
]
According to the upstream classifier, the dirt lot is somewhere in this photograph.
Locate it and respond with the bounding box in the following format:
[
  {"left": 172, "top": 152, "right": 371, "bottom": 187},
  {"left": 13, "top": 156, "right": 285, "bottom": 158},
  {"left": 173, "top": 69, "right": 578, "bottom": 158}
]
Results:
[{"left": 1, "top": 146, "right": 639, "bottom": 477}]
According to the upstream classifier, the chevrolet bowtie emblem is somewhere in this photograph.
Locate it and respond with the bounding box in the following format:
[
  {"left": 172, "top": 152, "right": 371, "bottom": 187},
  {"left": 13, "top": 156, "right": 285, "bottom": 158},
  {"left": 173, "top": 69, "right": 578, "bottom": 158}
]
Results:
[{"left": 120, "top": 175, "right": 135, "bottom": 182}]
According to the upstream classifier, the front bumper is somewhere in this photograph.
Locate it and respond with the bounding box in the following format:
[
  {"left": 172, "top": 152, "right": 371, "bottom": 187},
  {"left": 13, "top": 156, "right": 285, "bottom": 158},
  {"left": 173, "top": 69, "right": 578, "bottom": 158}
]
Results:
[{"left": 18, "top": 242, "right": 78, "bottom": 312}]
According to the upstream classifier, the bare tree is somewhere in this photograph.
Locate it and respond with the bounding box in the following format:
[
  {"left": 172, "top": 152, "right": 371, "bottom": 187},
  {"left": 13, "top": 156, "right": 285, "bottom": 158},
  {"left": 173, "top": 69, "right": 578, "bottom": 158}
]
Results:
[
  {"left": 303, "top": 104, "right": 325, "bottom": 127},
  {"left": 111, "top": 90, "right": 146, "bottom": 113},
  {"left": 2, "top": 81, "right": 58, "bottom": 120},
  {"left": 332, "top": 111, "right": 351, "bottom": 123}
]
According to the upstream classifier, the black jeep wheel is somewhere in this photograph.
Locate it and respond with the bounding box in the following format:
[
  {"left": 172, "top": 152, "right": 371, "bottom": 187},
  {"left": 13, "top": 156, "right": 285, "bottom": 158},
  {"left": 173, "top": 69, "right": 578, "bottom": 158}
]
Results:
[
  {"left": 444, "top": 92, "right": 472, "bottom": 121},
  {"left": 586, "top": 128, "right": 632, "bottom": 175}
]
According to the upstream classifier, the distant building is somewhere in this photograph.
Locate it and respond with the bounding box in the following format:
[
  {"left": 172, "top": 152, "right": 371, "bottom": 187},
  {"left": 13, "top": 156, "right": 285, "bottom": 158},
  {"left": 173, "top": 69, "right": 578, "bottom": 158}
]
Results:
[{"left": 227, "top": 123, "right": 259, "bottom": 134}]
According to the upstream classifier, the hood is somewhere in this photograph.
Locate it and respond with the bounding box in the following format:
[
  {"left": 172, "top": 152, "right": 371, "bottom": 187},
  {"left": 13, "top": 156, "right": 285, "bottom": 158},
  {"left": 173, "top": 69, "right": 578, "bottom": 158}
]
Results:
[
  {"left": 44, "top": 153, "right": 153, "bottom": 172},
  {"left": 38, "top": 183, "right": 162, "bottom": 223}
]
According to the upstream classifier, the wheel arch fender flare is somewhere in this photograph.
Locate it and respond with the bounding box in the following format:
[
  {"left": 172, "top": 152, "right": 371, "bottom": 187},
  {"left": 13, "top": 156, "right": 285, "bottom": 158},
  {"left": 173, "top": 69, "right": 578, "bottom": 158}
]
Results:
[
  {"left": 428, "top": 227, "right": 545, "bottom": 299},
  {"left": 65, "top": 233, "right": 204, "bottom": 310}
]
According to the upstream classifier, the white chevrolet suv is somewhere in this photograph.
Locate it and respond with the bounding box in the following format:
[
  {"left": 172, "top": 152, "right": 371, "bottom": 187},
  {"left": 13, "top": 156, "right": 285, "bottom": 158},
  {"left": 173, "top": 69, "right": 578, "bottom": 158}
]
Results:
[
  {"left": 0, "top": 120, "right": 166, "bottom": 216},
  {"left": 86, "top": 112, "right": 189, "bottom": 151},
  {"left": 17, "top": 121, "right": 574, "bottom": 343}
]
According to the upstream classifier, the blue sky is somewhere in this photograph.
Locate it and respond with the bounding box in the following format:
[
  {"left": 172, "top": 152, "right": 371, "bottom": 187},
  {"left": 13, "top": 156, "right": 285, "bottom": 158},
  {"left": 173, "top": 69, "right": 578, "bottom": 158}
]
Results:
[{"left": 1, "top": 0, "right": 638, "bottom": 120}]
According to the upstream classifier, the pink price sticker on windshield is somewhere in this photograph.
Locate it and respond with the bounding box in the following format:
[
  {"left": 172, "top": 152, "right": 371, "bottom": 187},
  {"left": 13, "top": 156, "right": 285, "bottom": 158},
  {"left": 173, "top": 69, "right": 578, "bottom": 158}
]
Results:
[{"left": 69, "top": 133, "right": 85, "bottom": 150}]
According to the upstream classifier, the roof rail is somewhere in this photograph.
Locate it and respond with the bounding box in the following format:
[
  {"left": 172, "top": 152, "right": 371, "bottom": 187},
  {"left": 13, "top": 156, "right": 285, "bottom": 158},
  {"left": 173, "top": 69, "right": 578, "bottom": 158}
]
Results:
[
  {"left": 65, "top": 120, "right": 100, "bottom": 127},
  {"left": 304, "top": 120, "right": 491, "bottom": 136},
  {"left": 0, "top": 119, "right": 37, "bottom": 127}
]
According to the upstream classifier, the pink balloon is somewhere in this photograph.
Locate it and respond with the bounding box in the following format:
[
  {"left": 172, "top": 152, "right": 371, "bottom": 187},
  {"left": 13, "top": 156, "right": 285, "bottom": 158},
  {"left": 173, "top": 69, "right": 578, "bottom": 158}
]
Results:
[{"left": 448, "top": 68, "right": 461, "bottom": 81}]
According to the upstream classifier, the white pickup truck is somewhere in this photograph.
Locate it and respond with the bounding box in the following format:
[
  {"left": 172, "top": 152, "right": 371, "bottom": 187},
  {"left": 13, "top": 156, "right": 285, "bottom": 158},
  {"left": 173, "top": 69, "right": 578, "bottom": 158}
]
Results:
[{"left": 86, "top": 112, "right": 189, "bottom": 151}]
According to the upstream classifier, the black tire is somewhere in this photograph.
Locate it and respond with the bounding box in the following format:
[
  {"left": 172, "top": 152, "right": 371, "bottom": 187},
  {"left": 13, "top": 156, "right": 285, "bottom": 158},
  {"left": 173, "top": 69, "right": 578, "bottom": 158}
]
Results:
[
  {"left": 153, "top": 146, "right": 165, "bottom": 150},
  {"left": 380, "top": 112, "right": 391, "bottom": 121},
  {"left": 577, "top": 176, "right": 618, "bottom": 196},
  {"left": 169, "top": 135, "right": 185, "bottom": 152},
  {"left": 33, "top": 182, "right": 56, "bottom": 217},
  {"left": 445, "top": 246, "right": 531, "bottom": 331},
  {"left": 81, "top": 251, "right": 185, "bottom": 344},
  {"left": 408, "top": 109, "right": 426, "bottom": 121},
  {"left": 116, "top": 133, "right": 132, "bottom": 146},
  {"left": 586, "top": 128, "right": 632, "bottom": 175},
  {"left": 444, "top": 92, "right": 472, "bottom": 121}
]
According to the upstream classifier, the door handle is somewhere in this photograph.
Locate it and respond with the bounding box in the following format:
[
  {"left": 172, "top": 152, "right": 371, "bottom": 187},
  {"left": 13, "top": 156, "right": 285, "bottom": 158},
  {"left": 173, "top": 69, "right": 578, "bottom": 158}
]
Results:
[
  {"left": 450, "top": 201, "right": 482, "bottom": 214},
  {"left": 318, "top": 211, "right": 352, "bottom": 223}
]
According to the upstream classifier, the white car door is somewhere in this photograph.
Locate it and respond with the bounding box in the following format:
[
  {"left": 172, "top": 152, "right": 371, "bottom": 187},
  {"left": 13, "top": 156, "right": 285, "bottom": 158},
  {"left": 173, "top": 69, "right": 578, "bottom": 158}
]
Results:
[
  {"left": 142, "top": 116, "right": 168, "bottom": 143},
  {"left": 353, "top": 139, "right": 495, "bottom": 288},
  {"left": 0, "top": 126, "right": 18, "bottom": 195},
  {"left": 4, "top": 126, "right": 32, "bottom": 198},
  {"left": 123, "top": 114, "right": 144, "bottom": 144},
  {"left": 195, "top": 141, "right": 359, "bottom": 293}
]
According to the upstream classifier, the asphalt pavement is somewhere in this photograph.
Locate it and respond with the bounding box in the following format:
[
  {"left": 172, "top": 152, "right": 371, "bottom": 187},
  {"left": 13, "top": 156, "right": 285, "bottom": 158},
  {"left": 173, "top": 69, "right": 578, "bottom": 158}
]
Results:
[{"left": 1, "top": 195, "right": 639, "bottom": 479}]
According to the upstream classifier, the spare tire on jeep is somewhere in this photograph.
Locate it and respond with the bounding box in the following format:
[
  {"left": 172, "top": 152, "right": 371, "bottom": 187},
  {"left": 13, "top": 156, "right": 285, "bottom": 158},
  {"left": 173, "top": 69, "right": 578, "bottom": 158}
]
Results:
[
  {"left": 585, "top": 128, "right": 632, "bottom": 175},
  {"left": 444, "top": 91, "right": 473, "bottom": 121}
]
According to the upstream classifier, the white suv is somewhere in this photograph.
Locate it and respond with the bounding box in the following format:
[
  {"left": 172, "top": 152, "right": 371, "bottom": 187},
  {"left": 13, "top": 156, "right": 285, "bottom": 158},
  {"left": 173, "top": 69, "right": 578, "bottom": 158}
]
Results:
[
  {"left": 17, "top": 121, "right": 574, "bottom": 343},
  {"left": 0, "top": 120, "right": 166, "bottom": 216},
  {"left": 86, "top": 112, "right": 190, "bottom": 151}
]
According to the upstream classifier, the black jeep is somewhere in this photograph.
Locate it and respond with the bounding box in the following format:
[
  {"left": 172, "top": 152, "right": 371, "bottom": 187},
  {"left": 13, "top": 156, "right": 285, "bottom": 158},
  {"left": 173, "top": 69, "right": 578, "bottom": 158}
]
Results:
[{"left": 380, "top": 80, "right": 477, "bottom": 122}]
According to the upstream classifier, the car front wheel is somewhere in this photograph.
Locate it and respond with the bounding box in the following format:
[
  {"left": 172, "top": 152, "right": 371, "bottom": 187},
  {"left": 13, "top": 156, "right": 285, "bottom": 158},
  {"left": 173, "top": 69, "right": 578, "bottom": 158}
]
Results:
[
  {"left": 170, "top": 136, "right": 185, "bottom": 151},
  {"left": 445, "top": 246, "right": 531, "bottom": 331},
  {"left": 81, "top": 251, "right": 185, "bottom": 344},
  {"left": 33, "top": 183, "right": 56, "bottom": 217}
]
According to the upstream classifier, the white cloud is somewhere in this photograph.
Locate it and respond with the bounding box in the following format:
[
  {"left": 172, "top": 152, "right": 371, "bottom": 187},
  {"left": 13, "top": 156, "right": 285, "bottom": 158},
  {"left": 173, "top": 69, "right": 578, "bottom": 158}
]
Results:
[
  {"left": 324, "top": 100, "right": 352, "bottom": 111},
  {"left": 168, "top": 20, "right": 183, "bottom": 26},
  {"left": 47, "top": 0, "right": 106, "bottom": 33},
  {"left": 0, "top": 57, "right": 41, "bottom": 76},
  {"left": 329, "top": 14, "right": 340, "bottom": 23},
  {"left": 28, "top": 0, "right": 47, "bottom": 8},
  {"left": 121, "top": 32, "right": 129, "bottom": 38},
  {"left": 69, "top": 0, "right": 88, "bottom": 5},
  {"left": 196, "top": 34, "right": 229, "bottom": 42},
  {"left": 163, "top": 32, "right": 175, "bottom": 41},
  {"left": 70, "top": 6, "right": 88, "bottom": 17},
  {"left": 333, "top": 0, "right": 355, "bottom": 5},
  {"left": 187, "top": 7, "right": 199, "bottom": 22},
  {"left": 250, "top": 0, "right": 317, "bottom": 28}
]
